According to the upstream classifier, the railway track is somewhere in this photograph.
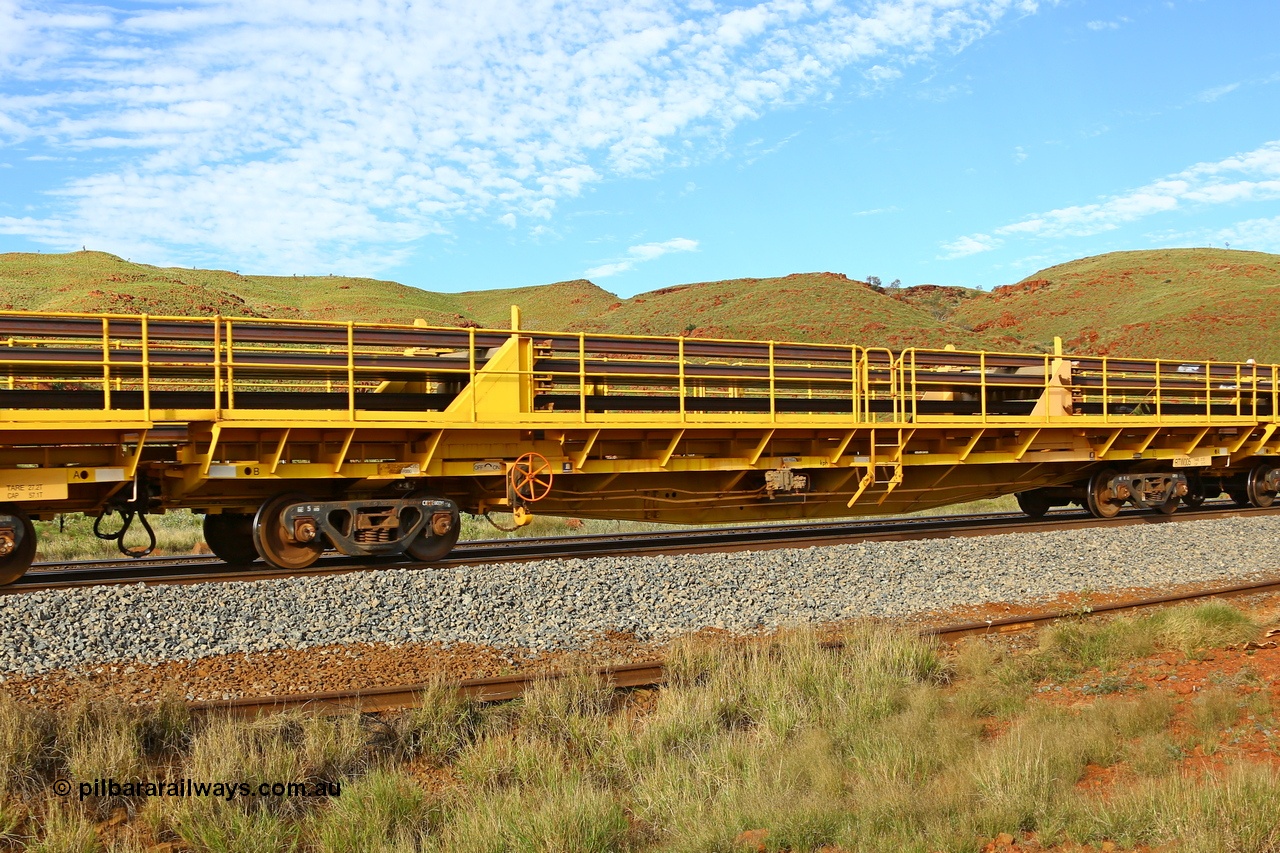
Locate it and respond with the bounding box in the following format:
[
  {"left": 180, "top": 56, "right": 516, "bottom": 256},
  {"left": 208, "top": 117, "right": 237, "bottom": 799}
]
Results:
[
  {"left": 191, "top": 572, "right": 1280, "bottom": 718},
  {"left": 11, "top": 501, "right": 1275, "bottom": 594}
]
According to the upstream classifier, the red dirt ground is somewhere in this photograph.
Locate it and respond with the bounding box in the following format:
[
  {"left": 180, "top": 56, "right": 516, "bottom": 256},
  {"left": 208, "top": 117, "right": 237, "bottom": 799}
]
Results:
[{"left": 3, "top": 574, "right": 1278, "bottom": 710}]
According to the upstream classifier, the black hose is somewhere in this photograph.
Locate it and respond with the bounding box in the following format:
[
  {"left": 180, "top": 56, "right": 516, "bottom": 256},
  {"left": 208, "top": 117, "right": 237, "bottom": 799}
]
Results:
[
  {"left": 93, "top": 509, "right": 125, "bottom": 541},
  {"left": 92, "top": 509, "right": 157, "bottom": 558}
]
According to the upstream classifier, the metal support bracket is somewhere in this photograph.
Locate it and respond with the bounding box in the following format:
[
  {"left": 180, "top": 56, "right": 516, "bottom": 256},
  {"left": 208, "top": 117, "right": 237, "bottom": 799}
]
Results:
[
  {"left": 658, "top": 430, "right": 684, "bottom": 469},
  {"left": 747, "top": 429, "right": 774, "bottom": 466},
  {"left": 573, "top": 429, "right": 601, "bottom": 469}
]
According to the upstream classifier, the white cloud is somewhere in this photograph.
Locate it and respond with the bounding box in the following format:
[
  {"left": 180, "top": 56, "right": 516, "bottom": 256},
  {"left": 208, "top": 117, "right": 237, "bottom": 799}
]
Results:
[
  {"left": 1085, "top": 17, "right": 1127, "bottom": 31},
  {"left": 939, "top": 233, "right": 999, "bottom": 259},
  {"left": 1212, "top": 215, "right": 1280, "bottom": 250},
  {"left": 941, "top": 139, "right": 1280, "bottom": 256},
  {"left": 743, "top": 130, "right": 800, "bottom": 165},
  {"left": 1197, "top": 82, "right": 1240, "bottom": 103},
  {"left": 1159, "top": 215, "right": 1280, "bottom": 253},
  {"left": 585, "top": 236, "right": 698, "bottom": 278},
  {"left": 0, "top": 0, "right": 1041, "bottom": 272},
  {"left": 864, "top": 64, "right": 902, "bottom": 84},
  {"left": 851, "top": 205, "right": 900, "bottom": 216}
]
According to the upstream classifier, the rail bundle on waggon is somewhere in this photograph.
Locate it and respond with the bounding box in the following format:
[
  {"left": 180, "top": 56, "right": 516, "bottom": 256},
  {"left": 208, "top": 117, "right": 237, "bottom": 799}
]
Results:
[{"left": 0, "top": 307, "right": 1276, "bottom": 583}]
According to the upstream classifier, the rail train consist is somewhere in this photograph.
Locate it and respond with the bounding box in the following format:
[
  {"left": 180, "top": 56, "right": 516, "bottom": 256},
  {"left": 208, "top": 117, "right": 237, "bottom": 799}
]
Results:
[{"left": 0, "top": 308, "right": 1276, "bottom": 583}]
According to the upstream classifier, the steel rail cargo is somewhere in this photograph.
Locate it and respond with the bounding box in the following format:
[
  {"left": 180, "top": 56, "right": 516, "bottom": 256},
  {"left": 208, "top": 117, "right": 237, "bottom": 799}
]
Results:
[{"left": 0, "top": 307, "right": 1276, "bottom": 582}]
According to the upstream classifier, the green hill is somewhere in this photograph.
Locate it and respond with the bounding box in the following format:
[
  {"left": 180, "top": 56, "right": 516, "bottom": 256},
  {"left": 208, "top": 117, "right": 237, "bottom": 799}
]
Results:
[
  {"left": 1, "top": 248, "right": 1277, "bottom": 361},
  {"left": 0, "top": 252, "right": 619, "bottom": 330},
  {"left": 947, "top": 248, "right": 1280, "bottom": 362},
  {"left": 576, "top": 272, "right": 1000, "bottom": 349}
]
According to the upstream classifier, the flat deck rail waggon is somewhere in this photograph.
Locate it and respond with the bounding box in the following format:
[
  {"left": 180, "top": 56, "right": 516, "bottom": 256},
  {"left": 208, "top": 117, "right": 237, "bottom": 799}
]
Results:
[{"left": 0, "top": 307, "right": 1276, "bottom": 582}]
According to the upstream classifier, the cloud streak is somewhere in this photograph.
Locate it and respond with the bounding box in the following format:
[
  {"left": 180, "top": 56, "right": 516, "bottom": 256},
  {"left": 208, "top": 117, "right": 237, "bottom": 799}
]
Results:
[
  {"left": 0, "top": 0, "right": 1040, "bottom": 273},
  {"left": 940, "top": 139, "right": 1280, "bottom": 257},
  {"left": 585, "top": 237, "right": 699, "bottom": 278}
]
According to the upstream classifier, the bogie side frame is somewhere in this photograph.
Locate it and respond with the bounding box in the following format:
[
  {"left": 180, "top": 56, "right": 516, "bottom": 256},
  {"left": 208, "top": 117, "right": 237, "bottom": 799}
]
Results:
[{"left": 0, "top": 307, "right": 1276, "bottom": 577}]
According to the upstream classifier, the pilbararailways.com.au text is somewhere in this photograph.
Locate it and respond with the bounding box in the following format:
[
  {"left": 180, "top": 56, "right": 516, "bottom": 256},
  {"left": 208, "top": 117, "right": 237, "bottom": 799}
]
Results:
[{"left": 57, "top": 778, "right": 341, "bottom": 801}]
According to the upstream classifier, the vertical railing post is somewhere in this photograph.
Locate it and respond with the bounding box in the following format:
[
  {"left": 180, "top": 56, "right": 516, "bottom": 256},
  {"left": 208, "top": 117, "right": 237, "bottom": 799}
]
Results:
[
  {"left": 140, "top": 315, "right": 150, "bottom": 419},
  {"left": 909, "top": 351, "right": 918, "bottom": 422},
  {"left": 468, "top": 327, "right": 477, "bottom": 423},
  {"left": 578, "top": 333, "right": 587, "bottom": 423},
  {"left": 212, "top": 317, "right": 222, "bottom": 418},
  {"left": 1043, "top": 354, "right": 1051, "bottom": 424},
  {"left": 1101, "top": 357, "right": 1109, "bottom": 423},
  {"left": 1273, "top": 365, "right": 1278, "bottom": 424},
  {"left": 346, "top": 322, "right": 356, "bottom": 419},
  {"left": 892, "top": 353, "right": 901, "bottom": 422},
  {"left": 1235, "top": 362, "right": 1242, "bottom": 418},
  {"left": 768, "top": 341, "right": 776, "bottom": 422},
  {"left": 980, "top": 352, "right": 987, "bottom": 423},
  {"left": 225, "top": 320, "right": 236, "bottom": 411},
  {"left": 850, "top": 346, "right": 859, "bottom": 422},
  {"left": 1205, "top": 360, "right": 1211, "bottom": 418},
  {"left": 1154, "top": 358, "right": 1162, "bottom": 419},
  {"left": 101, "top": 317, "right": 111, "bottom": 411},
  {"left": 678, "top": 335, "right": 686, "bottom": 422},
  {"left": 1244, "top": 356, "right": 1254, "bottom": 417},
  {"left": 1272, "top": 364, "right": 1278, "bottom": 423},
  {"left": 858, "top": 352, "right": 866, "bottom": 423}
]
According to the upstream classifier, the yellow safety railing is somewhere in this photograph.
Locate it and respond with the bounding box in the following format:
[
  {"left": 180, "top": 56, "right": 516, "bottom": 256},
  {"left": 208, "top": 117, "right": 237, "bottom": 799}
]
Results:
[{"left": 0, "top": 309, "right": 1274, "bottom": 430}]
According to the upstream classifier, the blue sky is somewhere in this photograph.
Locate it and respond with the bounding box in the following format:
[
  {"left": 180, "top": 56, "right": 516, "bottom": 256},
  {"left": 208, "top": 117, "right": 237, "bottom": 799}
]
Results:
[{"left": 1, "top": 0, "right": 1278, "bottom": 297}]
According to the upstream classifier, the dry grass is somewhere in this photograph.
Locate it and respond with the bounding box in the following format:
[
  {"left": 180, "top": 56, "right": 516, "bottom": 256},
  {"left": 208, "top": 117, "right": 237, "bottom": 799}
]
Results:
[
  {"left": 33, "top": 512, "right": 205, "bottom": 562},
  {"left": 0, "top": 602, "right": 1275, "bottom": 851}
]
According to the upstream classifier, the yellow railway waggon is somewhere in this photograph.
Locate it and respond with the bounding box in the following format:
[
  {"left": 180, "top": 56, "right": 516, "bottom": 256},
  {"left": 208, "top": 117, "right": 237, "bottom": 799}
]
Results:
[{"left": 0, "top": 307, "right": 1276, "bottom": 583}]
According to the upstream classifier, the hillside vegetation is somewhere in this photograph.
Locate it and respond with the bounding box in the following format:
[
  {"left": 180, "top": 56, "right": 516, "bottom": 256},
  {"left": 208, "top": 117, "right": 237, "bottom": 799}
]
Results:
[
  {"left": 1, "top": 248, "right": 1277, "bottom": 360},
  {"left": 0, "top": 252, "right": 616, "bottom": 330},
  {"left": 949, "top": 248, "right": 1280, "bottom": 363}
]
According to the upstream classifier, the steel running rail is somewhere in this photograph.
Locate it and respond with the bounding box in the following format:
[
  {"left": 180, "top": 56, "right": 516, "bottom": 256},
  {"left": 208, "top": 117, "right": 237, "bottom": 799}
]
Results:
[
  {"left": 1, "top": 309, "right": 1276, "bottom": 425},
  {"left": 191, "top": 573, "right": 1280, "bottom": 718},
  {"left": 9, "top": 502, "right": 1276, "bottom": 594}
]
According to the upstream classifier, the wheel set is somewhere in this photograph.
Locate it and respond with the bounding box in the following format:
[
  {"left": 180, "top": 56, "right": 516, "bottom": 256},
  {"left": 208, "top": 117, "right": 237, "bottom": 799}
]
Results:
[
  {"left": 1059, "top": 463, "right": 1278, "bottom": 520},
  {"left": 238, "top": 491, "right": 463, "bottom": 570}
]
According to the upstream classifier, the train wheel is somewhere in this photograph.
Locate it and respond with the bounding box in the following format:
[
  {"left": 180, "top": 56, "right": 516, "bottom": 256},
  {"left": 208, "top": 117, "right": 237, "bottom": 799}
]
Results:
[
  {"left": 1246, "top": 464, "right": 1276, "bottom": 508},
  {"left": 202, "top": 513, "right": 259, "bottom": 565},
  {"left": 1085, "top": 468, "right": 1123, "bottom": 519},
  {"left": 407, "top": 514, "right": 463, "bottom": 560},
  {"left": 1181, "top": 472, "right": 1206, "bottom": 508},
  {"left": 1152, "top": 492, "right": 1180, "bottom": 515},
  {"left": 1229, "top": 488, "right": 1251, "bottom": 508},
  {"left": 252, "top": 493, "right": 324, "bottom": 570},
  {"left": 405, "top": 496, "right": 461, "bottom": 563},
  {"left": 1015, "top": 490, "right": 1051, "bottom": 518},
  {"left": 0, "top": 506, "right": 36, "bottom": 585}
]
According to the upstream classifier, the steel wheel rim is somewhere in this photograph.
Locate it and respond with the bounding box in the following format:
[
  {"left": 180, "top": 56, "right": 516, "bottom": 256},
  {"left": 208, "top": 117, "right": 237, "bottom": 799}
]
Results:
[
  {"left": 253, "top": 494, "right": 323, "bottom": 570},
  {"left": 0, "top": 506, "right": 35, "bottom": 585},
  {"left": 1247, "top": 465, "right": 1276, "bottom": 508},
  {"left": 1087, "top": 468, "right": 1122, "bottom": 519},
  {"left": 404, "top": 492, "right": 461, "bottom": 562}
]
